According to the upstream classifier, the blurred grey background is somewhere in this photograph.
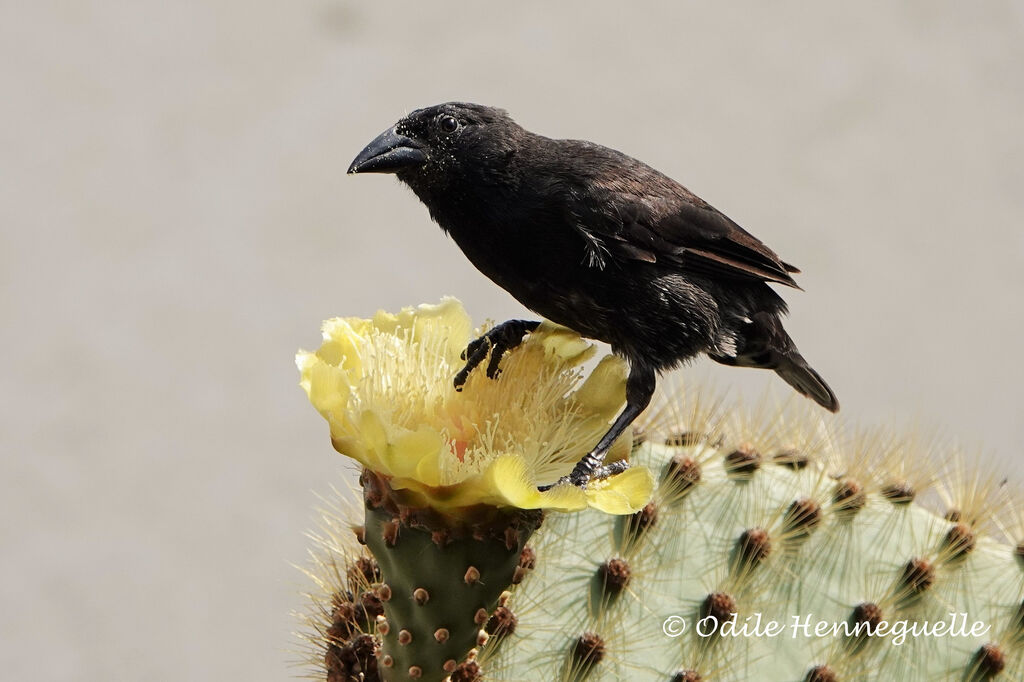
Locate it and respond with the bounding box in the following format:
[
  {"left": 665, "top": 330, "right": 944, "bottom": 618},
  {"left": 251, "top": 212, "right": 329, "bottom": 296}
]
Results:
[{"left": 2, "top": 2, "right": 1022, "bottom": 680}]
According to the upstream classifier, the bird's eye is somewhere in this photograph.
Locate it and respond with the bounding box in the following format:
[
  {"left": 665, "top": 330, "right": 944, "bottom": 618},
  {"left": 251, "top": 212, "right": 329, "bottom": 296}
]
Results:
[{"left": 438, "top": 115, "right": 459, "bottom": 133}]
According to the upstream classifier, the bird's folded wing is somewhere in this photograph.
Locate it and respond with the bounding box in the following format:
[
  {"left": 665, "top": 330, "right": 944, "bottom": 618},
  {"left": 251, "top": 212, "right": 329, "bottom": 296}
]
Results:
[{"left": 572, "top": 189, "right": 801, "bottom": 289}]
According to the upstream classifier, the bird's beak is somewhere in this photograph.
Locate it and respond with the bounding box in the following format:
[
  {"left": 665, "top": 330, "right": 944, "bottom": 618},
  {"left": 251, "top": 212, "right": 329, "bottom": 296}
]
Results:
[{"left": 347, "top": 127, "right": 426, "bottom": 174}]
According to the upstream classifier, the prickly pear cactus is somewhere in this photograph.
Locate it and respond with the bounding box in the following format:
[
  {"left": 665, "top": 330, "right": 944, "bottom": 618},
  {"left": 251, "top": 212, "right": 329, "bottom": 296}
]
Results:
[
  {"left": 482, "top": 433, "right": 1023, "bottom": 681},
  {"left": 295, "top": 300, "right": 1023, "bottom": 681},
  {"left": 295, "top": 299, "right": 651, "bottom": 681}
]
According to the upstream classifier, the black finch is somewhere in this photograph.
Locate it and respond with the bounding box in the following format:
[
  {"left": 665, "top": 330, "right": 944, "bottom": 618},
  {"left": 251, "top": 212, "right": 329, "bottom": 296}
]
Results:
[{"left": 349, "top": 102, "right": 838, "bottom": 487}]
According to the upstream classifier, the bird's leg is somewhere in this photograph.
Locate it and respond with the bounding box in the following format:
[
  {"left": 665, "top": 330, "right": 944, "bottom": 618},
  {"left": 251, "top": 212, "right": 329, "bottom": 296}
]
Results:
[
  {"left": 453, "top": 319, "right": 541, "bottom": 391},
  {"left": 539, "top": 363, "right": 656, "bottom": 490}
]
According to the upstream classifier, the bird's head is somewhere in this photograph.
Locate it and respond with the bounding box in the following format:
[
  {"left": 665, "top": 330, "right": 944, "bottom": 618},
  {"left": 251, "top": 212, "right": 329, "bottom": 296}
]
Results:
[{"left": 347, "top": 102, "right": 520, "bottom": 192}]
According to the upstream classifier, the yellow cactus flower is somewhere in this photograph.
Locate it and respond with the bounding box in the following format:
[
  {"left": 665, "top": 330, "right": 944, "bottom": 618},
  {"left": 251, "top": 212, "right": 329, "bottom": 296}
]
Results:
[{"left": 297, "top": 298, "right": 653, "bottom": 515}]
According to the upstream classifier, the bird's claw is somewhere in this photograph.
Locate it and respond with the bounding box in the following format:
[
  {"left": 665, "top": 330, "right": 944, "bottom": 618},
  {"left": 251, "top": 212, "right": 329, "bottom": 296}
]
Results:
[
  {"left": 536, "top": 476, "right": 571, "bottom": 492},
  {"left": 454, "top": 336, "right": 493, "bottom": 391},
  {"left": 593, "top": 459, "right": 630, "bottom": 480},
  {"left": 453, "top": 319, "right": 540, "bottom": 391},
  {"left": 537, "top": 460, "right": 630, "bottom": 491},
  {"left": 485, "top": 346, "right": 505, "bottom": 379},
  {"left": 460, "top": 336, "right": 489, "bottom": 362}
]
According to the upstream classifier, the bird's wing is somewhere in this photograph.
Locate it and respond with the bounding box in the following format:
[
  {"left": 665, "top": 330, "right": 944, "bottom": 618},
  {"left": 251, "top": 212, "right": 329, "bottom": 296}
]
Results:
[
  {"left": 558, "top": 143, "right": 800, "bottom": 288},
  {"left": 615, "top": 194, "right": 801, "bottom": 288}
]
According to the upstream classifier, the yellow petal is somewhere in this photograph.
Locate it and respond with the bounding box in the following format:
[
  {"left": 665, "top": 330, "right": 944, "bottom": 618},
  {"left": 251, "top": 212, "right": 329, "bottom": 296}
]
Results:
[
  {"left": 573, "top": 355, "right": 627, "bottom": 420},
  {"left": 585, "top": 466, "right": 655, "bottom": 514},
  {"left": 298, "top": 355, "right": 351, "bottom": 416},
  {"left": 534, "top": 322, "right": 596, "bottom": 365},
  {"left": 296, "top": 350, "right": 318, "bottom": 390},
  {"left": 401, "top": 427, "right": 447, "bottom": 486},
  {"left": 318, "top": 317, "right": 367, "bottom": 378},
  {"left": 330, "top": 435, "right": 372, "bottom": 468},
  {"left": 411, "top": 298, "right": 473, "bottom": 362},
  {"left": 480, "top": 455, "right": 588, "bottom": 511},
  {"left": 370, "top": 308, "right": 400, "bottom": 334},
  {"left": 372, "top": 298, "right": 472, "bottom": 365},
  {"left": 333, "top": 316, "right": 375, "bottom": 338},
  {"left": 356, "top": 410, "right": 389, "bottom": 470},
  {"left": 366, "top": 425, "right": 437, "bottom": 483}
]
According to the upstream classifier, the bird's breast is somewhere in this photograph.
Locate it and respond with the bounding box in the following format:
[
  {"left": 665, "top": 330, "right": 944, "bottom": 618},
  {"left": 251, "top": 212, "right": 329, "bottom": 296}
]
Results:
[
  {"left": 443, "top": 206, "right": 580, "bottom": 284},
  {"left": 439, "top": 211, "right": 619, "bottom": 338}
]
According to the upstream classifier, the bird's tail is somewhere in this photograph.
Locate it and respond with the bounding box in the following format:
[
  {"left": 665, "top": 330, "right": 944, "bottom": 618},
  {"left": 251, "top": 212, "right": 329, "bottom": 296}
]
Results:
[{"left": 711, "top": 312, "right": 839, "bottom": 413}]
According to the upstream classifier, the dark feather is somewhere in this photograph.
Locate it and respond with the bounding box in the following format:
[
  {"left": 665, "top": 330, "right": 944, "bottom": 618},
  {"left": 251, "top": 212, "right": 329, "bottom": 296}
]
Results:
[{"left": 549, "top": 139, "right": 801, "bottom": 288}]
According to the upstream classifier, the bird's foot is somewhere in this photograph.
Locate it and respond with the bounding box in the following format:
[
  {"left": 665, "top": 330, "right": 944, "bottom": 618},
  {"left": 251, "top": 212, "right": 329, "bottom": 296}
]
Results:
[
  {"left": 453, "top": 319, "right": 540, "bottom": 390},
  {"left": 536, "top": 474, "right": 577, "bottom": 492},
  {"left": 592, "top": 459, "right": 630, "bottom": 480},
  {"left": 536, "top": 454, "right": 630, "bottom": 491}
]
